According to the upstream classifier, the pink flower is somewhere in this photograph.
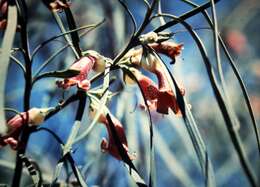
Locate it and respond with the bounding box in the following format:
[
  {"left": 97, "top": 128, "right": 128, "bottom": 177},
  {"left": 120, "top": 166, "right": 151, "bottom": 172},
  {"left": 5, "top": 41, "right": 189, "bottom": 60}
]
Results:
[
  {"left": 125, "top": 68, "right": 184, "bottom": 115},
  {"left": 149, "top": 41, "right": 183, "bottom": 63},
  {"left": 124, "top": 40, "right": 185, "bottom": 115},
  {"left": 56, "top": 51, "right": 107, "bottom": 91},
  {"left": 124, "top": 41, "right": 183, "bottom": 65},
  {"left": 56, "top": 56, "right": 96, "bottom": 90},
  {"left": 90, "top": 109, "right": 135, "bottom": 161},
  {"left": 0, "top": 108, "right": 51, "bottom": 149}
]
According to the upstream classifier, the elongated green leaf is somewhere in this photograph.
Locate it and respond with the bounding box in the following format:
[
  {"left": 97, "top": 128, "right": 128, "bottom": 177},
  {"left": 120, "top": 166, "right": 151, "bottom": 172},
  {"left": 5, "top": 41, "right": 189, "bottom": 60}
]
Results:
[
  {"left": 19, "top": 154, "right": 42, "bottom": 187},
  {"left": 33, "top": 69, "right": 80, "bottom": 83},
  {"left": 0, "top": 3, "right": 18, "bottom": 135},
  {"left": 64, "top": 7, "right": 82, "bottom": 57},
  {"left": 33, "top": 20, "right": 105, "bottom": 79},
  {"left": 52, "top": 11, "right": 79, "bottom": 59}
]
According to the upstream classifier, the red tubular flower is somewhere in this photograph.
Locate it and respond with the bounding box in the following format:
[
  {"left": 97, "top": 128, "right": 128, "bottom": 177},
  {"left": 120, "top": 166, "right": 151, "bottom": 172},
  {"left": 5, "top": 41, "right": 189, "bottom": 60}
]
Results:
[
  {"left": 124, "top": 41, "right": 183, "bottom": 66},
  {"left": 99, "top": 113, "right": 136, "bottom": 161},
  {"left": 124, "top": 40, "right": 185, "bottom": 115},
  {"left": 56, "top": 56, "right": 96, "bottom": 90},
  {"left": 149, "top": 41, "right": 183, "bottom": 64},
  {"left": 42, "top": 0, "right": 70, "bottom": 12},
  {"left": 56, "top": 51, "right": 108, "bottom": 91},
  {"left": 0, "top": 108, "right": 51, "bottom": 149},
  {"left": 90, "top": 108, "right": 135, "bottom": 161},
  {"left": 152, "top": 67, "right": 185, "bottom": 115},
  {"left": 125, "top": 68, "right": 185, "bottom": 115}
]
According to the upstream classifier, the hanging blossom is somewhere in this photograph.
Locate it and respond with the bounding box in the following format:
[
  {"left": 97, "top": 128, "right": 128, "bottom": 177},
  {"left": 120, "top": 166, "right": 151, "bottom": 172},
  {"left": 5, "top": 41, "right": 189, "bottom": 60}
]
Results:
[
  {"left": 56, "top": 50, "right": 107, "bottom": 91},
  {"left": 90, "top": 108, "right": 136, "bottom": 161},
  {"left": 123, "top": 33, "right": 185, "bottom": 115},
  {"left": 125, "top": 68, "right": 185, "bottom": 115},
  {"left": 137, "top": 31, "right": 183, "bottom": 63},
  {"left": 124, "top": 40, "right": 183, "bottom": 67},
  {"left": 0, "top": 107, "right": 53, "bottom": 149},
  {"left": 42, "top": 0, "right": 70, "bottom": 12}
]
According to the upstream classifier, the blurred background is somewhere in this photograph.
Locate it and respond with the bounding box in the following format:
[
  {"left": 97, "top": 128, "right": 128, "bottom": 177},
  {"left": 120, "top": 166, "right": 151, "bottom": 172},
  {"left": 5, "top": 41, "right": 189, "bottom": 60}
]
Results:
[{"left": 1, "top": 0, "right": 260, "bottom": 186}]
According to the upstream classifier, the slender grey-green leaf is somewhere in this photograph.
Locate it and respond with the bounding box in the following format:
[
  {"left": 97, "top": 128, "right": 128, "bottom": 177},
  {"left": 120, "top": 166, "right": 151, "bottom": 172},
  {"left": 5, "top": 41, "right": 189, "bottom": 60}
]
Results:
[
  {"left": 19, "top": 154, "right": 42, "bottom": 187},
  {"left": 0, "top": 3, "right": 18, "bottom": 135},
  {"left": 33, "top": 69, "right": 80, "bottom": 83}
]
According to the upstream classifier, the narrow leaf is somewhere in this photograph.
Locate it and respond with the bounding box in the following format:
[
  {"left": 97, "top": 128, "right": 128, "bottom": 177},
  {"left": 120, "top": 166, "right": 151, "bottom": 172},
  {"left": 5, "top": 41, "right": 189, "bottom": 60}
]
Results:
[
  {"left": 0, "top": 2, "right": 18, "bottom": 135},
  {"left": 33, "top": 69, "right": 80, "bottom": 83},
  {"left": 19, "top": 154, "right": 42, "bottom": 187}
]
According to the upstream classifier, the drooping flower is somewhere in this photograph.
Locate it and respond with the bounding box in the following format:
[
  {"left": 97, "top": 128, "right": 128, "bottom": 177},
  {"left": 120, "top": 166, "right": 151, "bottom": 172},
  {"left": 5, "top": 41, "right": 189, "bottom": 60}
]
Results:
[
  {"left": 123, "top": 35, "right": 185, "bottom": 115},
  {"left": 124, "top": 41, "right": 183, "bottom": 67},
  {"left": 148, "top": 41, "right": 183, "bottom": 64},
  {"left": 56, "top": 50, "right": 108, "bottom": 91},
  {"left": 42, "top": 0, "right": 70, "bottom": 12},
  {"left": 0, "top": 107, "right": 53, "bottom": 149},
  {"left": 90, "top": 108, "right": 135, "bottom": 161},
  {"left": 125, "top": 68, "right": 185, "bottom": 115},
  {"left": 56, "top": 56, "right": 95, "bottom": 90}
]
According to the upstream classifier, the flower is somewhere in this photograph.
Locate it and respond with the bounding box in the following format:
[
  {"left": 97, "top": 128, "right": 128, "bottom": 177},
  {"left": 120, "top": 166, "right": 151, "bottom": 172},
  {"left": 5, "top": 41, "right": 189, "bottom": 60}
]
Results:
[
  {"left": 125, "top": 68, "right": 185, "bottom": 115},
  {"left": 124, "top": 41, "right": 183, "bottom": 67},
  {"left": 42, "top": 0, "right": 70, "bottom": 12},
  {"left": 149, "top": 41, "right": 183, "bottom": 64},
  {"left": 0, "top": 107, "right": 53, "bottom": 149},
  {"left": 56, "top": 56, "right": 96, "bottom": 90},
  {"left": 90, "top": 108, "right": 135, "bottom": 161},
  {"left": 56, "top": 51, "right": 108, "bottom": 91},
  {"left": 123, "top": 37, "right": 185, "bottom": 115}
]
